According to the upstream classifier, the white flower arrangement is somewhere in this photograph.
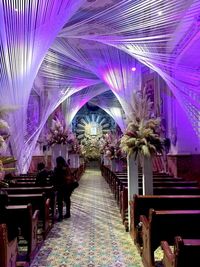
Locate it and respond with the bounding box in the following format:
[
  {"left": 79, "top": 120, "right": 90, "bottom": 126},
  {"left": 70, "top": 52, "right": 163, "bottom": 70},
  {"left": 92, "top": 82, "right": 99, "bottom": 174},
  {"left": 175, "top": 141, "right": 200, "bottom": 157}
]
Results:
[
  {"left": 120, "top": 87, "right": 163, "bottom": 159},
  {"left": 0, "top": 111, "right": 11, "bottom": 150}
]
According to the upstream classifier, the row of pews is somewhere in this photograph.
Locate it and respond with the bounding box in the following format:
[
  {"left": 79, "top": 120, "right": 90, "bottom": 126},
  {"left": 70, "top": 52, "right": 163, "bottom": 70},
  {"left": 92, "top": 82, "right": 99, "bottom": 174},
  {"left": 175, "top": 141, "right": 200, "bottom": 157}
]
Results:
[
  {"left": 0, "top": 164, "right": 85, "bottom": 267},
  {"left": 101, "top": 164, "right": 200, "bottom": 267}
]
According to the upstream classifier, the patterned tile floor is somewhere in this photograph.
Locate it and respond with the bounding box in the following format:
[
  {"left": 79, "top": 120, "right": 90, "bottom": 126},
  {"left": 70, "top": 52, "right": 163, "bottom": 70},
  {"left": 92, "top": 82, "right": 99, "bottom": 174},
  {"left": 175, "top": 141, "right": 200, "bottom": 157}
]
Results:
[{"left": 30, "top": 167, "right": 143, "bottom": 267}]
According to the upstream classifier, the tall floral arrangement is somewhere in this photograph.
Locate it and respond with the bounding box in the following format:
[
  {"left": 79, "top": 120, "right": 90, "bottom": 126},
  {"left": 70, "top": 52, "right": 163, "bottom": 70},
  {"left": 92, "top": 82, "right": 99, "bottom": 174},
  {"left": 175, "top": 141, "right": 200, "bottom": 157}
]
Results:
[
  {"left": 0, "top": 106, "right": 17, "bottom": 175},
  {"left": 120, "top": 87, "right": 163, "bottom": 159},
  {"left": 100, "top": 132, "right": 124, "bottom": 160},
  {"left": 80, "top": 137, "right": 101, "bottom": 160},
  {"left": 46, "top": 116, "right": 73, "bottom": 146},
  {"left": 0, "top": 107, "right": 11, "bottom": 150},
  {"left": 70, "top": 135, "right": 81, "bottom": 154},
  {"left": 0, "top": 119, "right": 10, "bottom": 150}
]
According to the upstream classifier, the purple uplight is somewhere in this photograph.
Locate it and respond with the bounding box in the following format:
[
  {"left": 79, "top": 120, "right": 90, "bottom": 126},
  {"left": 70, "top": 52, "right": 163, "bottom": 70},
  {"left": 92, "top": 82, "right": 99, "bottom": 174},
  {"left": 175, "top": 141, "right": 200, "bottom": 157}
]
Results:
[{"left": 131, "top": 67, "right": 136, "bottom": 72}]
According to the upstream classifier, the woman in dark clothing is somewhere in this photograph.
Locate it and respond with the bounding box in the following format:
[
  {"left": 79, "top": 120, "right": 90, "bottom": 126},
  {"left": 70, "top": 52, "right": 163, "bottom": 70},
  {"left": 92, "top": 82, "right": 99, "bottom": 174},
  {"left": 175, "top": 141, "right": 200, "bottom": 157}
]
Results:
[{"left": 53, "top": 156, "right": 73, "bottom": 221}]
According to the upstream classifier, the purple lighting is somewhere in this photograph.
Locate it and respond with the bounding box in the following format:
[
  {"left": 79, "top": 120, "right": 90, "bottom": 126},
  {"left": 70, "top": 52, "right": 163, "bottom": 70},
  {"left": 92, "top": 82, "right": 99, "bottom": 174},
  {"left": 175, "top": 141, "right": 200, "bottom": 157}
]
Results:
[{"left": 131, "top": 67, "right": 136, "bottom": 72}]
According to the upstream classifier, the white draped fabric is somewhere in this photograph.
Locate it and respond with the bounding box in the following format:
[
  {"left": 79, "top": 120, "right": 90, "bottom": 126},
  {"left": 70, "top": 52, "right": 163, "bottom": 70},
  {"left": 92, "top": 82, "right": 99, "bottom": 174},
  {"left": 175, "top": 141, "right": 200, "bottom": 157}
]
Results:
[
  {"left": 58, "top": 0, "right": 200, "bottom": 136},
  {"left": 90, "top": 91, "right": 126, "bottom": 132},
  {"left": 1, "top": 0, "right": 200, "bottom": 171},
  {"left": 0, "top": 0, "right": 86, "bottom": 172},
  {"left": 51, "top": 39, "right": 142, "bottom": 116},
  {"left": 63, "top": 84, "right": 109, "bottom": 128}
]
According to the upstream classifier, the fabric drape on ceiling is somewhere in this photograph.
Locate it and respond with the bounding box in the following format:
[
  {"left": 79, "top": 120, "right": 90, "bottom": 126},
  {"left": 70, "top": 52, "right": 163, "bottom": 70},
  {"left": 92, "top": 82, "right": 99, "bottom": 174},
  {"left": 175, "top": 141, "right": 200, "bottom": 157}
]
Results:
[
  {"left": 51, "top": 38, "right": 142, "bottom": 117},
  {"left": 90, "top": 91, "right": 126, "bottom": 132},
  {"left": 63, "top": 83, "right": 109, "bottom": 127},
  {"left": 0, "top": 0, "right": 86, "bottom": 172},
  {"left": 58, "top": 0, "right": 200, "bottom": 136}
]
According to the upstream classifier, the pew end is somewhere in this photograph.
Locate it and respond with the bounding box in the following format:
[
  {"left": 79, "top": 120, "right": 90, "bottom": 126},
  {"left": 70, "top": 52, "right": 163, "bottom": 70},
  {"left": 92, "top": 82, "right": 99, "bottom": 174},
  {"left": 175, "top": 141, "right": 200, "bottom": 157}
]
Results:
[
  {"left": 161, "top": 241, "right": 175, "bottom": 267},
  {"left": 161, "top": 237, "right": 200, "bottom": 267},
  {"left": 0, "top": 224, "right": 18, "bottom": 267}
]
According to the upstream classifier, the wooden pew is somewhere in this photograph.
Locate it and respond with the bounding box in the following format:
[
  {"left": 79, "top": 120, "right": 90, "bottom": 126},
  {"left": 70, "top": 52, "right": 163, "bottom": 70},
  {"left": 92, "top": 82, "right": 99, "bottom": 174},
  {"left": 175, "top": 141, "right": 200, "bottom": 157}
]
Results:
[
  {"left": 4, "top": 186, "right": 56, "bottom": 223},
  {"left": 0, "top": 224, "right": 18, "bottom": 267},
  {"left": 130, "top": 195, "right": 200, "bottom": 245},
  {"left": 7, "top": 193, "right": 51, "bottom": 239},
  {"left": 161, "top": 236, "right": 200, "bottom": 267},
  {"left": 119, "top": 187, "right": 200, "bottom": 230},
  {"left": 140, "top": 209, "right": 200, "bottom": 267},
  {"left": 120, "top": 186, "right": 128, "bottom": 231},
  {"left": 5, "top": 204, "right": 39, "bottom": 263}
]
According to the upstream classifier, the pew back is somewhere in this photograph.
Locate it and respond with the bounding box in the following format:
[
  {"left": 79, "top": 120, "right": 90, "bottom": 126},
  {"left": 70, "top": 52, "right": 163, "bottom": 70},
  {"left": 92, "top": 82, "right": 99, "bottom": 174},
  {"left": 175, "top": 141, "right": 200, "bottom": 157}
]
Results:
[
  {"left": 131, "top": 195, "right": 200, "bottom": 242},
  {"left": 0, "top": 224, "right": 17, "bottom": 267},
  {"left": 140, "top": 209, "right": 200, "bottom": 267},
  {"left": 161, "top": 236, "right": 200, "bottom": 267}
]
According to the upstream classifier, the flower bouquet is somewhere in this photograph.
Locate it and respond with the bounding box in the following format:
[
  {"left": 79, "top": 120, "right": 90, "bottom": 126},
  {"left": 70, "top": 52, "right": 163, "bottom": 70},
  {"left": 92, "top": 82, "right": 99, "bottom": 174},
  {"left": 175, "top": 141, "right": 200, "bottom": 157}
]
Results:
[
  {"left": 120, "top": 88, "right": 163, "bottom": 159},
  {"left": 47, "top": 117, "right": 72, "bottom": 146}
]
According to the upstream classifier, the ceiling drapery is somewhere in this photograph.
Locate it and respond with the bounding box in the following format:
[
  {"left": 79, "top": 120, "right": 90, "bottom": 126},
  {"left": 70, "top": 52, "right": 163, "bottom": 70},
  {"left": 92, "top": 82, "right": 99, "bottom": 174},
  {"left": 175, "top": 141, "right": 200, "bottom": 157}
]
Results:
[
  {"left": 58, "top": 0, "right": 200, "bottom": 136},
  {"left": 0, "top": 0, "right": 86, "bottom": 171},
  {"left": 51, "top": 38, "right": 142, "bottom": 116},
  {"left": 63, "top": 83, "right": 109, "bottom": 128},
  {"left": 1, "top": 0, "right": 200, "bottom": 171},
  {"left": 90, "top": 91, "right": 126, "bottom": 132}
]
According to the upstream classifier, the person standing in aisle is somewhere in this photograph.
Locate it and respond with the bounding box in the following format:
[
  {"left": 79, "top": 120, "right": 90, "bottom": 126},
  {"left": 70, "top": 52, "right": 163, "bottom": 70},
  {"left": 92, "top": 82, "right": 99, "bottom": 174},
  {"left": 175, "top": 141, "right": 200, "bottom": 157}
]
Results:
[{"left": 53, "top": 156, "right": 73, "bottom": 221}]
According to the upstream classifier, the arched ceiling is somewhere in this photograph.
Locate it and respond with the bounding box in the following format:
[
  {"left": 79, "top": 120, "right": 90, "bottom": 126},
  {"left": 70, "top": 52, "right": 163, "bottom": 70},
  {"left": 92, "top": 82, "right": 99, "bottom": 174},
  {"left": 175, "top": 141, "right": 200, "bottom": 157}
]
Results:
[{"left": 1, "top": 0, "right": 200, "bottom": 171}]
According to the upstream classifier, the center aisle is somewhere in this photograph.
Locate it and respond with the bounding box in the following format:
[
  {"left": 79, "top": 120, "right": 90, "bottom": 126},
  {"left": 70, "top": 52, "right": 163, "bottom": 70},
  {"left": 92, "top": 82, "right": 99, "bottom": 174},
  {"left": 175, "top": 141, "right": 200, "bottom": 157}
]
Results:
[{"left": 31, "top": 167, "right": 143, "bottom": 267}]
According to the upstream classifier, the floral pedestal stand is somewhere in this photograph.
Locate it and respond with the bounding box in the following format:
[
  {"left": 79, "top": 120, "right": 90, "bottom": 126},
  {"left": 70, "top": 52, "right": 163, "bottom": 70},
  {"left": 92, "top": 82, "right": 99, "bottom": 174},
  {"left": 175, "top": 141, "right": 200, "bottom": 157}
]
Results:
[
  {"left": 111, "top": 159, "right": 116, "bottom": 172},
  {"left": 51, "top": 144, "right": 68, "bottom": 168},
  {"left": 111, "top": 159, "right": 123, "bottom": 172},
  {"left": 69, "top": 153, "right": 80, "bottom": 168},
  {"left": 127, "top": 153, "right": 139, "bottom": 229},
  {"left": 142, "top": 156, "right": 153, "bottom": 195},
  {"left": 103, "top": 155, "right": 110, "bottom": 166}
]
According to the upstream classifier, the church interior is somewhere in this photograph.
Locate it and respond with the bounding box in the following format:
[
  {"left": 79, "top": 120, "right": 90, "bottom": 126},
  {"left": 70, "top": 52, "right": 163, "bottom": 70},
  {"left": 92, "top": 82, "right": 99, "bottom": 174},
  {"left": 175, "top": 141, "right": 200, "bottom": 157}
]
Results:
[{"left": 1, "top": 0, "right": 200, "bottom": 266}]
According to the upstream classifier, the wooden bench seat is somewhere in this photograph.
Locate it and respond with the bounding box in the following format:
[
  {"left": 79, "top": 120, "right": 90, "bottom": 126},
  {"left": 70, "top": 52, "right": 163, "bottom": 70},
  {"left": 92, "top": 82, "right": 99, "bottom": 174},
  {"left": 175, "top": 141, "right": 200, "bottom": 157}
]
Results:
[
  {"left": 8, "top": 193, "right": 51, "bottom": 239},
  {"left": 118, "top": 186, "right": 200, "bottom": 227},
  {"left": 130, "top": 194, "right": 200, "bottom": 245},
  {"left": 5, "top": 204, "right": 39, "bottom": 263},
  {"left": 4, "top": 186, "right": 56, "bottom": 223},
  {"left": 140, "top": 209, "right": 200, "bottom": 267},
  {"left": 0, "top": 224, "right": 18, "bottom": 267},
  {"left": 161, "top": 236, "right": 200, "bottom": 267}
]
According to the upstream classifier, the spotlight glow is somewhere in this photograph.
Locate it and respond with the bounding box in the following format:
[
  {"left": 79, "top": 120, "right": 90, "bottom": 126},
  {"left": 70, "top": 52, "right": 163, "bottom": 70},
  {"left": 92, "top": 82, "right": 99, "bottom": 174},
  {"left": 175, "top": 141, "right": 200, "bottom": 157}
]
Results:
[{"left": 131, "top": 67, "right": 136, "bottom": 72}]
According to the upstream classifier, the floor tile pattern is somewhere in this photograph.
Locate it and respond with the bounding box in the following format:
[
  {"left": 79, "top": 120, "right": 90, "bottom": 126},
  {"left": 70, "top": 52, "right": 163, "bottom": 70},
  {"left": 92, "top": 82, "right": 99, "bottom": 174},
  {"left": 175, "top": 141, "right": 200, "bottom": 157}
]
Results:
[{"left": 31, "top": 167, "right": 143, "bottom": 267}]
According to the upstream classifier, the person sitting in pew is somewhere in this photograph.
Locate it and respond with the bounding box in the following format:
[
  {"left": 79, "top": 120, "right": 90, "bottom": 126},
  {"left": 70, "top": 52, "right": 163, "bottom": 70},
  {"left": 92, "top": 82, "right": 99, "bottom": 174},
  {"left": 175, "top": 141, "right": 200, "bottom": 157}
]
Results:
[{"left": 35, "top": 162, "right": 49, "bottom": 186}]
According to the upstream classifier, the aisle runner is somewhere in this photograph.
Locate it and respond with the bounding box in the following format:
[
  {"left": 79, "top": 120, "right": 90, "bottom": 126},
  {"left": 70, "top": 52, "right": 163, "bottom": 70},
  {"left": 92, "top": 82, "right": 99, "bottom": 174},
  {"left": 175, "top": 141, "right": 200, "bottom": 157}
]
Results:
[{"left": 31, "top": 168, "right": 143, "bottom": 267}]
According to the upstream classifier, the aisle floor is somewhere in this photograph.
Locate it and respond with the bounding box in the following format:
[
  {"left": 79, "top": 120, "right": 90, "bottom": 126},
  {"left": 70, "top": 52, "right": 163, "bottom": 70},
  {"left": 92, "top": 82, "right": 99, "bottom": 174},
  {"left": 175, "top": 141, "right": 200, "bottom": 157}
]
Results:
[{"left": 31, "top": 167, "right": 143, "bottom": 267}]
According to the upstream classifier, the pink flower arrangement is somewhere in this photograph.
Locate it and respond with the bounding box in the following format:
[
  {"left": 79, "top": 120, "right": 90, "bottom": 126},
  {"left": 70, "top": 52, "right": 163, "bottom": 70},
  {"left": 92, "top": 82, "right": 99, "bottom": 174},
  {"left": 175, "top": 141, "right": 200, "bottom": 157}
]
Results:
[
  {"left": 100, "top": 132, "right": 124, "bottom": 160},
  {"left": 46, "top": 117, "right": 73, "bottom": 146}
]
